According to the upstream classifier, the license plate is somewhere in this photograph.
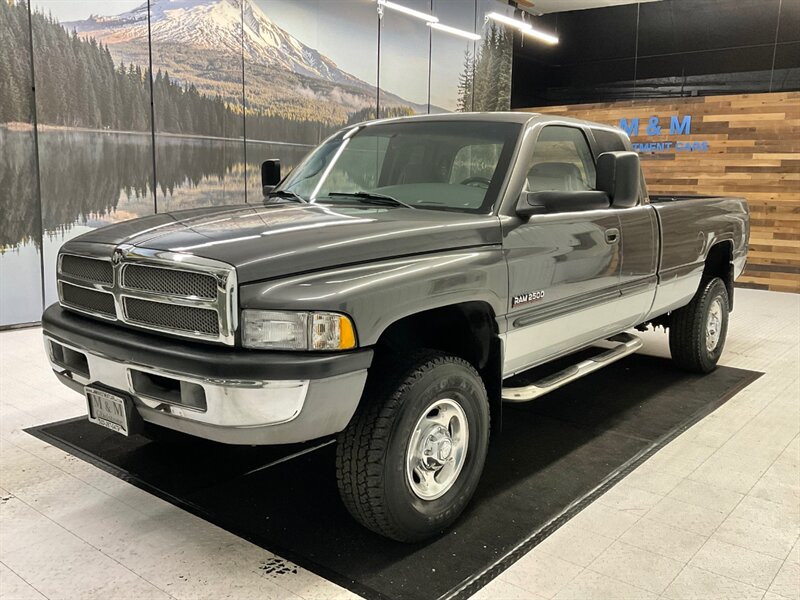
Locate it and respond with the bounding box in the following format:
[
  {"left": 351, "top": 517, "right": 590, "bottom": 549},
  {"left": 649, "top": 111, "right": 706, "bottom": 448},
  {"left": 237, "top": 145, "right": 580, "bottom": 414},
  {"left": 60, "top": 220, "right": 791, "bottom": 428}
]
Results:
[{"left": 86, "top": 386, "right": 130, "bottom": 436}]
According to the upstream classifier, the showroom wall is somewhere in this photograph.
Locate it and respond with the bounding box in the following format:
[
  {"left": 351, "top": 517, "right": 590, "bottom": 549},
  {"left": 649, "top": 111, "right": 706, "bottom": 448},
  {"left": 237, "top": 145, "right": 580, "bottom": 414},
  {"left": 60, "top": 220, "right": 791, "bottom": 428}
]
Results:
[
  {"left": 0, "top": 0, "right": 516, "bottom": 327},
  {"left": 512, "top": 0, "right": 799, "bottom": 107},
  {"left": 515, "top": 0, "right": 800, "bottom": 293}
]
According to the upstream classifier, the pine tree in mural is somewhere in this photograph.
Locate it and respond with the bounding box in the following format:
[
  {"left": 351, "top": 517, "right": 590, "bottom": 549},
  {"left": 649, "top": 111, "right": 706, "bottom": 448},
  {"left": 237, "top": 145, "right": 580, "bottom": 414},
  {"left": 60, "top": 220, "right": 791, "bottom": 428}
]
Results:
[
  {"left": 456, "top": 50, "right": 475, "bottom": 112},
  {"left": 0, "top": 1, "right": 334, "bottom": 143},
  {"left": 0, "top": 0, "right": 33, "bottom": 124},
  {"left": 456, "top": 23, "right": 512, "bottom": 112},
  {"left": 345, "top": 105, "right": 416, "bottom": 125}
]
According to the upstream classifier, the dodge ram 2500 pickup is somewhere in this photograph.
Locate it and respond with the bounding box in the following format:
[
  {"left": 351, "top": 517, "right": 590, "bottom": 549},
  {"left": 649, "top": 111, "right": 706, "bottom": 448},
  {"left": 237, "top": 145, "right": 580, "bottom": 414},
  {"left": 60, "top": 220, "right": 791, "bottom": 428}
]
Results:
[{"left": 43, "top": 112, "right": 749, "bottom": 541}]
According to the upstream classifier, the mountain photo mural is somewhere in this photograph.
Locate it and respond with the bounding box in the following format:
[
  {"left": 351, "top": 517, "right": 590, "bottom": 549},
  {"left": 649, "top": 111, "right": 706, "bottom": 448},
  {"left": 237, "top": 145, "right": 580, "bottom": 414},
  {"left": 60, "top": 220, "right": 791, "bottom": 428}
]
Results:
[
  {"left": 66, "top": 0, "right": 428, "bottom": 143},
  {"left": 0, "top": 0, "right": 514, "bottom": 322}
]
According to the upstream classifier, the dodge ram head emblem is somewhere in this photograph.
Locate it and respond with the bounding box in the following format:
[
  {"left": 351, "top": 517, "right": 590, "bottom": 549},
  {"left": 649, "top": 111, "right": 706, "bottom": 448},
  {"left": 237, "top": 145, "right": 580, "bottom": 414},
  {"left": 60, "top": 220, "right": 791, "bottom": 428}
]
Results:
[
  {"left": 111, "top": 248, "right": 125, "bottom": 265},
  {"left": 512, "top": 290, "right": 545, "bottom": 308}
]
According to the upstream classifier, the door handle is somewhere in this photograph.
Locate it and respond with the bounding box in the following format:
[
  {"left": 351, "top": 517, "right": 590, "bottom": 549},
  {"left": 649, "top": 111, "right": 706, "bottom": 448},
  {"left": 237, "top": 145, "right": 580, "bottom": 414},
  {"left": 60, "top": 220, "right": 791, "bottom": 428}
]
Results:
[{"left": 605, "top": 228, "right": 620, "bottom": 244}]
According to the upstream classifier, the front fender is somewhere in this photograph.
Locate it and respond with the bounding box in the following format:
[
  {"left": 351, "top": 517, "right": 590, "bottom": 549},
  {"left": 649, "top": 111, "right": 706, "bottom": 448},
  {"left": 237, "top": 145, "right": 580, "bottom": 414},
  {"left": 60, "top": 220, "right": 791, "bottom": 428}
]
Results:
[{"left": 238, "top": 249, "right": 508, "bottom": 346}]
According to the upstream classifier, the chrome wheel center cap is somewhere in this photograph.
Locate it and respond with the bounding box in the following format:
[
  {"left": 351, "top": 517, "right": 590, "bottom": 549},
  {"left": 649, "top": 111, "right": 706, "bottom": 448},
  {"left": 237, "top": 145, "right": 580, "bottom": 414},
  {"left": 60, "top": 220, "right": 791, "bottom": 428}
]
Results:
[
  {"left": 422, "top": 426, "right": 453, "bottom": 467},
  {"left": 438, "top": 438, "right": 453, "bottom": 462},
  {"left": 706, "top": 298, "right": 724, "bottom": 352}
]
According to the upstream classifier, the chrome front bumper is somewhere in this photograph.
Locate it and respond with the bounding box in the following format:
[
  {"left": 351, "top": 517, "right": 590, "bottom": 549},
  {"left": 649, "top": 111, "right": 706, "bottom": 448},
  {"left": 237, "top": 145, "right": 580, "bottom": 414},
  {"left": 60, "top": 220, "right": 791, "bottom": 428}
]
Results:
[{"left": 44, "top": 335, "right": 368, "bottom": 445}]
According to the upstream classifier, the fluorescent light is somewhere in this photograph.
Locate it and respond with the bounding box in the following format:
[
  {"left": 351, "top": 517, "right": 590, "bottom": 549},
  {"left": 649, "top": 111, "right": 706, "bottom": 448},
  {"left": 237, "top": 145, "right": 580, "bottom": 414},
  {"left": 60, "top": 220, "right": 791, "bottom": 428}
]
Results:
[
  {"left": 378, "top": 0, "right": 438, "bottom": 23},
  {"left": 486, "top": 11, "right": 529, "bottom": 31},
  {"left": 524, "top": 28, "right": 559, "bottom": 45},
  {"left": 486, "top": 11, "right": 558, "bottom": 44},
  {"left": 427, "top": 22, "right": 481, "bottom": 41}
]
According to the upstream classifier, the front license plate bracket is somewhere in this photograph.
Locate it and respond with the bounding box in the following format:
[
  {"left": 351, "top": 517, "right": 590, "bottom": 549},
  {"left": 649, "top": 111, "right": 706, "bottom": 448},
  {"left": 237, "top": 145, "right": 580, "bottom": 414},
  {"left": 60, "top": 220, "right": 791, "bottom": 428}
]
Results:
[{"left": 85, "top": 385, "right": 142, "bottom": 436}]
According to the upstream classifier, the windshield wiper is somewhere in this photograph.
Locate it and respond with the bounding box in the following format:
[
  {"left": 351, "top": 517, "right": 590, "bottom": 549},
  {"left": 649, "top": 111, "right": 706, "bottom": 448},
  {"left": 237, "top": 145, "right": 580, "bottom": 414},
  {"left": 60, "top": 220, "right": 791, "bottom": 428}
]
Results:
[
  {"left": 266, "top": 190, "right": 308, "bottom": 204},
  {"left": 326, "top": 191, "right": 416, "bottom": 209}
]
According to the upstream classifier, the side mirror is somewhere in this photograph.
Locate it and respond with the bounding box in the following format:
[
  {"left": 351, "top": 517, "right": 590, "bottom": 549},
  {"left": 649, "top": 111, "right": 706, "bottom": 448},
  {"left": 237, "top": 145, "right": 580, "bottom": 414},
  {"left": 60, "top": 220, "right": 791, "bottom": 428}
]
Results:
[
  {"left": 261, "top": 159, "right": 281, "bottom": 196},
  {"left": 596, "top": 151, "right": 640, "bottom": 208},
  {"left": 516, "top": 190, "right": 610, "bottom": 217}
]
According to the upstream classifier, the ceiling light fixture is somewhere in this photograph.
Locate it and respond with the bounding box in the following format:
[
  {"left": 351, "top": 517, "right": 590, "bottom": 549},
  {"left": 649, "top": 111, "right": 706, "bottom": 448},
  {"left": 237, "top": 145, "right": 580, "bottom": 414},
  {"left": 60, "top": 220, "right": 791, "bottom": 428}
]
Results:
[
  {"left": 377, "top": 0, "right": 438, "bottom": 23},
  {"left": 427, "top": 22, "right": 481, "bottom": 41},
  {"left": 486, "top": 11, "right": 559, "bottom": 44}
]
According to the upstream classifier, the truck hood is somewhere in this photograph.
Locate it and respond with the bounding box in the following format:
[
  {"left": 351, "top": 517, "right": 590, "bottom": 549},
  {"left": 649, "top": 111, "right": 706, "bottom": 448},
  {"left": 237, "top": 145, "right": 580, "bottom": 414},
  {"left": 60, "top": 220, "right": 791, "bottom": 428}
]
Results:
[{"left": 68, "top": 203, "right": 502, "bottom": 283}]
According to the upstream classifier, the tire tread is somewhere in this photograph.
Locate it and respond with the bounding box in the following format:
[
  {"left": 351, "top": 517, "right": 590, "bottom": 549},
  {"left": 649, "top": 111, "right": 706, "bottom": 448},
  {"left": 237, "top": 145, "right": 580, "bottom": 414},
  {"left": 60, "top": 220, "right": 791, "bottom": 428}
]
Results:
[
  {"left": 335, "top": 350, "right": 485, "bottom": 541},
  {"left": 669, "top": 277, "right": 728, "bottom": 373}
]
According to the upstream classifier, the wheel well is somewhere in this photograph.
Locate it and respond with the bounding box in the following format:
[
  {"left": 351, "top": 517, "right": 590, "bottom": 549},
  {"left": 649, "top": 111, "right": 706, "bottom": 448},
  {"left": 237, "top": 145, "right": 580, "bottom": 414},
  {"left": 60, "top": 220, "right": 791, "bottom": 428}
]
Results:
[
  {"left": 702, "top": 241, "right": 734, "bottom": 310},
  {"left": 374, "top": 302, "right": 503, "bottom": 430},
  {"left": 642, "top": 240, "right": 735, "bottom": 331}
]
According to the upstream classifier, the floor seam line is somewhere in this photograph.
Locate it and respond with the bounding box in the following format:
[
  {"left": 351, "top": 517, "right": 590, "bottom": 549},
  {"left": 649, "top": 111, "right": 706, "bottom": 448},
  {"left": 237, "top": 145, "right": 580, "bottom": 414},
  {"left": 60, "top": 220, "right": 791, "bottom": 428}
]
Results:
[
  {"left": 681, "top": 374, "right": 796, "bottom": 481},
  {"left": 0, "top": 559, "right": 50, "bottom": 600},
  {"left": 4, "top": 492, "right": 179, "bottom": 600},
  {"left": 677, "top": 430, "right": 798, "bottom": 593},
  {"left": 583, "top": 564, "right": 667, "bottom": 597},
  {"left": 5, "top": 431, "right": 157, "bottom": 520}
]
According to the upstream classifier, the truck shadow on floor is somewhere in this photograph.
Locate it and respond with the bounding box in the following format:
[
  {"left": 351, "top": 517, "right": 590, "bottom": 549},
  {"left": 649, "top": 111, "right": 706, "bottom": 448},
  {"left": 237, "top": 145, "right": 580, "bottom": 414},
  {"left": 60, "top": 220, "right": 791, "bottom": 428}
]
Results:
[{"left": 27, "top": 354, "right": 760, "bottom": 600}]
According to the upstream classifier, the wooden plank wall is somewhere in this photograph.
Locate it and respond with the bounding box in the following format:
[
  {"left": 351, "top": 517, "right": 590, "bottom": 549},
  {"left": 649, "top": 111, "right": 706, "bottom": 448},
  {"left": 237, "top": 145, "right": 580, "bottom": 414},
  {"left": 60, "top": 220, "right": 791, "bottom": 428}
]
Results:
[{"left": 518, "top": 92, "right": 800, "bottom": 293}]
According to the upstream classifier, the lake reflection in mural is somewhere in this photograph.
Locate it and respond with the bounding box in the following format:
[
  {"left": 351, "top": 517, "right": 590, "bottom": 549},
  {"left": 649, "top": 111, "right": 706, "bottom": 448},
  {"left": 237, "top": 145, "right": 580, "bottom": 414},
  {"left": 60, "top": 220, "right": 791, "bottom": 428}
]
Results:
[{"left": 0, "top": 128, "right": 311, "bottom": 311}]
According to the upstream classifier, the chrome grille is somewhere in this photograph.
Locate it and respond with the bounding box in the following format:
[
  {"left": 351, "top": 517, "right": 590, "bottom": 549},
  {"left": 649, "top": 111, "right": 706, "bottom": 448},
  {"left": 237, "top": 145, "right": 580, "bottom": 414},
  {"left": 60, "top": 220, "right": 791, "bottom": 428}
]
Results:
[
  {"left": 123, "top": 264, "right": 217, "bottom": 299},
  {"left": 124, "top": 298, "right": 220, "bottom": 335},
  {"left": 60, "top": 282, "right": 116, "bottom": 317},
  {"left": 56, "top": 246, "right": 236, "bottom": 345},
  {"left": 60, "top": 255, "right": 113, "bottom": 284}
]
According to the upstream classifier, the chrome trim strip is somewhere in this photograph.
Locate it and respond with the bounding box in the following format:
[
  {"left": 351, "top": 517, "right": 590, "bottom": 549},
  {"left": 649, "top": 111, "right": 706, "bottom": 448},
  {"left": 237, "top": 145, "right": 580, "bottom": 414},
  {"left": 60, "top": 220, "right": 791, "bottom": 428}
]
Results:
[
  {"left": 620, "top": 275, "right": 658, "bottom": 296},
  {"left": 120, "top": 263, "right": 217, "bottom": 300},
  {"left": 56, "top": 245, "right": 237, "bottom": 345},
  {"left": 119, "top": 292, "right": 221, "bottom": 310},
  {"left": 512, "top": 285, "right": 621, "bottom": 328}
]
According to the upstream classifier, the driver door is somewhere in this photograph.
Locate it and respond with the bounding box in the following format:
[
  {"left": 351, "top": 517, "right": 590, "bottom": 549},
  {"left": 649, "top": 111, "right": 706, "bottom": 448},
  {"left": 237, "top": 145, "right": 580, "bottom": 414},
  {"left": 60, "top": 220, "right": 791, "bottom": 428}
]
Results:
[{"left": 502, "top": 125, "right": 624, "bottom": 376}]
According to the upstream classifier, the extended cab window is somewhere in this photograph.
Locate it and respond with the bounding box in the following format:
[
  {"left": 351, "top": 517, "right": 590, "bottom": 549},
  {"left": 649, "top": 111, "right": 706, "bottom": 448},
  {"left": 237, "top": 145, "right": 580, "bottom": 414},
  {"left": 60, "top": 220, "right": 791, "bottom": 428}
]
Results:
[
  {"left": 525, "top": 126, "right": 596, "bottom": 194},
  {"left": 281, "top": 121, "right": 520, "bottom": 213},
  {"left": 592, "top": 128, "right": 627, "bottom": 154}
]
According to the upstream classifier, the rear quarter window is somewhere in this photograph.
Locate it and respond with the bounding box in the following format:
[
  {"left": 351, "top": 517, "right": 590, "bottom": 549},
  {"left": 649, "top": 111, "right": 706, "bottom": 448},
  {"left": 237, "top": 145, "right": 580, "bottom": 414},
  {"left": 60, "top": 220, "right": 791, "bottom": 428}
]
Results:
[{"left": 591, "top": 128, "right": 627, "bottom": 154}]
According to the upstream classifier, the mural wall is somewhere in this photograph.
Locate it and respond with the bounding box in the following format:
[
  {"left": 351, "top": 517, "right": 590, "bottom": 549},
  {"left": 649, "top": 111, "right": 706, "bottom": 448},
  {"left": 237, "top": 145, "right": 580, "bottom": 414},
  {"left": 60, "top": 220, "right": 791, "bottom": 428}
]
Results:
[
  {"left": 0, "top": 0, "right": 515, "bottom": 326},
  {"left": 0, "top": 0, "right": 42, "bottom": 326}
]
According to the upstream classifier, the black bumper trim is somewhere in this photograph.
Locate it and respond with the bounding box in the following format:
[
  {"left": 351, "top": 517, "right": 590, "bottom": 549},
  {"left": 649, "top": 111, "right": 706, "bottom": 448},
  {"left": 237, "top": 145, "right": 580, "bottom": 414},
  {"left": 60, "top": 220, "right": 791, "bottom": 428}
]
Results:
[{"left": 42, "top": 304, "right": 373, "bottom": 381}]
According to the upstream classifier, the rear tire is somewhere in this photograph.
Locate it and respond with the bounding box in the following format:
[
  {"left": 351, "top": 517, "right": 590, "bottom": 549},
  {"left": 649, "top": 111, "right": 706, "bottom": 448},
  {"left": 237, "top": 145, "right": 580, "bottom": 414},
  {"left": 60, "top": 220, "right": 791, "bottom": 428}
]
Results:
[
  {"left": 335, "top": 350, "right": 490, "bottom": 542},
  {"left": 669, "top": 277, "right": 729, "bottom": 373}
]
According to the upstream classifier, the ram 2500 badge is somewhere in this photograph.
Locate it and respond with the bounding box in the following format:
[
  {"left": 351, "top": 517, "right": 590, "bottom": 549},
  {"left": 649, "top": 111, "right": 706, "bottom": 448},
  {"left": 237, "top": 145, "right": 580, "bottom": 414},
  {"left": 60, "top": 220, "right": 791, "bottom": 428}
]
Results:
[{"left": 43, "top": 112, "right": 749, "bottom": 541}]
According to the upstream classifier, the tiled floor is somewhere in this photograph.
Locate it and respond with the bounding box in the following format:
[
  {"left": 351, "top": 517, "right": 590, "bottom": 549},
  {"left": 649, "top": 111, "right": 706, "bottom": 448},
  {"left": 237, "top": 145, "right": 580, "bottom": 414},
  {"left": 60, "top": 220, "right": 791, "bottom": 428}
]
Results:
[{"left": 1, "top": 288, "right": 798, "bottom": 600}]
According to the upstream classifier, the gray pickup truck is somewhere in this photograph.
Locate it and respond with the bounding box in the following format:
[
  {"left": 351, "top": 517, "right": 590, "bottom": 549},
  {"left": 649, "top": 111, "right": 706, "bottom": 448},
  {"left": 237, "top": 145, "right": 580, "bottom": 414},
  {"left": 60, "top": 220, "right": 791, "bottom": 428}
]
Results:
[{"left": 43, "top": 112, "right": 748, "bottom": 541}]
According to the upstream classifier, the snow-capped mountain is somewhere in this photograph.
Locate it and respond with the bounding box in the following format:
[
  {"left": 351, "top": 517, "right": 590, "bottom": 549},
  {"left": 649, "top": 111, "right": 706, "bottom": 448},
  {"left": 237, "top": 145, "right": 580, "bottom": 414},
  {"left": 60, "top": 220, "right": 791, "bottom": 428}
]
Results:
[{"left": 67, "top": 0, "right": 366, "bottom": 88}]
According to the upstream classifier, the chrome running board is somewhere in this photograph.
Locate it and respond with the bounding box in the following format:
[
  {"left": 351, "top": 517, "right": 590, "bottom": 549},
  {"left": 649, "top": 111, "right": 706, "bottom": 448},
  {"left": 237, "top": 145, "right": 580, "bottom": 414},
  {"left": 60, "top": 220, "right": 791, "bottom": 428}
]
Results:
[{"left": 501, "top": 332, "right": 643, "bottom": 403}]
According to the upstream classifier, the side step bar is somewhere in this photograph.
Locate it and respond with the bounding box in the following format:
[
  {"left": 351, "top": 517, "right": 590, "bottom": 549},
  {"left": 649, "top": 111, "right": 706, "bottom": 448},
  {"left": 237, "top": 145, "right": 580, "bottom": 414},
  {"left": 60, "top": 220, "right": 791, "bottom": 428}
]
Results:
[{"left": 501, "top": 332, "right": 643, "bottom": 402}]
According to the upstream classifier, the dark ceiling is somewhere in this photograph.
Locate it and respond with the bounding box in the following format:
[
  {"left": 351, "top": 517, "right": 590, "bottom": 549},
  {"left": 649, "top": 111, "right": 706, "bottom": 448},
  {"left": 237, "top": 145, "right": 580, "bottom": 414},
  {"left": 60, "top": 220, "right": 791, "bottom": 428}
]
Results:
[{"left": 511, "top": 0, "right": 800, "bottom": 107}]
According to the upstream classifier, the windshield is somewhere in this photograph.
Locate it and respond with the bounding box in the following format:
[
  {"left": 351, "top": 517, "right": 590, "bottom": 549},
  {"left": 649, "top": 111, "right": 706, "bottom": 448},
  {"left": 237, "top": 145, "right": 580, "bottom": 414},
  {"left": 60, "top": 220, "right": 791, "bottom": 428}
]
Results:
[{"left": 279, "top": 120, "right": 521, "bottom": 213}]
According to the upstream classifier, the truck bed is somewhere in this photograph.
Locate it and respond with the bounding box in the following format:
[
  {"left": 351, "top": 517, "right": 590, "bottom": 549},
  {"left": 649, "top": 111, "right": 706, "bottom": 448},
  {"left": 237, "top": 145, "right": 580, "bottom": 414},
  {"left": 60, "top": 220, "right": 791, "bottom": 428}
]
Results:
[{"left": 645, "top": 194, "right": 749, "bottom": 319}]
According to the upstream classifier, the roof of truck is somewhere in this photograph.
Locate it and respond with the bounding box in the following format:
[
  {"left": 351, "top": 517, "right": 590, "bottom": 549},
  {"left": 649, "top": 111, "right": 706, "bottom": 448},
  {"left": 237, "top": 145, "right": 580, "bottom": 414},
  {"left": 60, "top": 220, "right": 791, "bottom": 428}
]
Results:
[{"left": 358, "top": 111, "right": 623, "bottom": 133}]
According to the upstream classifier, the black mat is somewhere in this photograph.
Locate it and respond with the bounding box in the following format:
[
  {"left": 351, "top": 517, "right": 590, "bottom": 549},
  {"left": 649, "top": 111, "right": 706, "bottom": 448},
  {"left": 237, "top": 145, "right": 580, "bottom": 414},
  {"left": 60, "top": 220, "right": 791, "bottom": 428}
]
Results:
[{"left": 27, "top": 355, "right": 760, "bottom": 600}]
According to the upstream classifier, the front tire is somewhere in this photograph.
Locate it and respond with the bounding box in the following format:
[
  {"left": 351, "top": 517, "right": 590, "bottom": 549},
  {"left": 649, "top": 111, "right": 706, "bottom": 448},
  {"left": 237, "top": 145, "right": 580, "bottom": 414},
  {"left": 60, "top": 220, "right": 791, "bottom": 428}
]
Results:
[
  {"left": 335, "top": 350, "right": 490, "bottom": 542},
  {"left": 669, "top": 277, "right": 730, "bottom": 373}
]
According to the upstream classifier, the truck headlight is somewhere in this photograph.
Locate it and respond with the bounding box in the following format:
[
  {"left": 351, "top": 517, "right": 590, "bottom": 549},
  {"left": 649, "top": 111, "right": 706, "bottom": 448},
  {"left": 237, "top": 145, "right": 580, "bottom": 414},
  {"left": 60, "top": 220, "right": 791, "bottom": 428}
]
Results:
[{"left": 241, "top": 310, "right": 356, "bottom": 351}]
